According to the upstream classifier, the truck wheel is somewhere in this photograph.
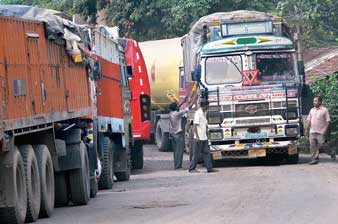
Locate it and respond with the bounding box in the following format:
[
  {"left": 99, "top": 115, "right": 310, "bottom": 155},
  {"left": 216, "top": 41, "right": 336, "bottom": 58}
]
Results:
[
  {"left": 69, "top": 142, "right": 90, "bottom": 205},
  {"left": 34, "top": 145, "right": 55, "bottom": 218},
  {"left": 87, "top": 142, "right": 98, "bottom": 175},
  {"left": 114, "top": 145, "right": 131, "bottom": 181},
  {"left": 90, "top": 176, "right": 98, "bottom": 198},
  {"left": 286, "top": 153, "right": 299, "bottom": 164},
  {"left": 54, "top": 172, "right": 69, "bottom": 207},
  {"left": 98, "top": 137, "right": 114, "bottom": 190},
  {"left": 155, "top": 121, "right": 170, "bottom": 152},
  {"left": 0, "top": 148, "right": 27, "bottom": 224},
  {"left": 19, "top": 145, "right": 41, "bottom": 222},
  {"left": 87, "top": 142, "right": 98, "bottom": 198},
  {"left": 115, "top": 161, "right": 131, "bottom": 181},
  {"left": 131, "top": 141, "right": 144, "bottom": 169}
]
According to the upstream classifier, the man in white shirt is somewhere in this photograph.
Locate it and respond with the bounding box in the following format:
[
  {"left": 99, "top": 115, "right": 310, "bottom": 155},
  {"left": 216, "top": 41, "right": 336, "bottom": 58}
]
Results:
[
  {"left": 188, "top": 99, "right": 214, "bottom": 173},
  {"left": 306, "top": 96, "right": 335, "bottom": 165}
]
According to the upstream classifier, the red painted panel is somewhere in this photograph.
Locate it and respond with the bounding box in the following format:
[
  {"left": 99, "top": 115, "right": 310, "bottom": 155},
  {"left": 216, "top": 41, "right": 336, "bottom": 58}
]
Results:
[
  {"left": 125, "top": 39, "right": 151, "bottom": 140},
  {"left": 96, "top": 56, "right": 123, "bottom": 119}
]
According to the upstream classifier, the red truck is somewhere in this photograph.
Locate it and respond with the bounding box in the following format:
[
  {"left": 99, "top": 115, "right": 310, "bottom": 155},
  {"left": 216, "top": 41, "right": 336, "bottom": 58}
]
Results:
[
  {"left": 119, "top": 39, "right": 151, "bottom": 169},
  {"left": 0, "top": 6, "right": 100, "bottom": 223}
]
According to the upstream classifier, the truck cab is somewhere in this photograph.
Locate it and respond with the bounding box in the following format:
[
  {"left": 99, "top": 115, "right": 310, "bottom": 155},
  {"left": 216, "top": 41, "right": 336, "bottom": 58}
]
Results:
[{"left": 183, "top": 13, "right": 303, "bottom": 163}]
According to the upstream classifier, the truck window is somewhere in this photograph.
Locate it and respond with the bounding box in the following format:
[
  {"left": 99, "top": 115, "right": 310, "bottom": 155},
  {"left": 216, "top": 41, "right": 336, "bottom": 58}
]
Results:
[
  {"left": 256, "top": 53, "right": 295, "bottom": 82},
  {"left": 205, "top": 56, "right": 242, "bottom": 85}
]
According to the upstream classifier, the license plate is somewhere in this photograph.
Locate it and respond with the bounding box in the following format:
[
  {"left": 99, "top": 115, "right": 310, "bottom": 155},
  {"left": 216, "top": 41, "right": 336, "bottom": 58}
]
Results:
[
  {"left": 212, "top": 151, "right": 222, "bottom": 160},
  {"left": 244, "top": 132, "right": 267, "bottom": 139},
  {"left": 248, "top": 149, "right": 266, "bottom": 157}
]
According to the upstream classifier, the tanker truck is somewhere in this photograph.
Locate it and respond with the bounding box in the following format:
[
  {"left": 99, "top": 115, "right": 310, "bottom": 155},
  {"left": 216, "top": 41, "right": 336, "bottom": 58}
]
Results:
[
  {"left": 181, "top": 11, "right": 306, "bottom": 163},
  {"left": 139, "top": 38, "right": 184, "bottom": 151},
  {"left": 0, "top": 5, "right": 101, "bottom": 223}
]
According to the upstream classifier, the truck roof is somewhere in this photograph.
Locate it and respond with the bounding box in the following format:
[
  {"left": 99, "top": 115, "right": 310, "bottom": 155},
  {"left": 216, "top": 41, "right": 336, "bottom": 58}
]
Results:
[{"left": 189, "top": 11, "right": 274, "bottom": 36}]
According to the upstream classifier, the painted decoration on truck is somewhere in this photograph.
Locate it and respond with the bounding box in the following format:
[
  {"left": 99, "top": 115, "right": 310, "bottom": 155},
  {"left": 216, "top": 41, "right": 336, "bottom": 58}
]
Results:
[{"left": 202, "top": 35, "right": 293, "bottom": 53}]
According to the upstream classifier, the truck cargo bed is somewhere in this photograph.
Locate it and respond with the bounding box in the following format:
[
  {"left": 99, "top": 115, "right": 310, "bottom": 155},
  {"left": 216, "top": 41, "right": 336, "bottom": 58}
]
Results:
[{"left": 0, "top": 16, "right": 92, "bottom": 131}]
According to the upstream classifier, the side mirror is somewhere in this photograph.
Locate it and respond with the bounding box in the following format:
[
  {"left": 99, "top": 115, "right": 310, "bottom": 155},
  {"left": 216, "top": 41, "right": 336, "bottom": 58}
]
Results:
[
  {"left": 191, "top": 64, "right": 201, "bottom": 81},
  {"left": 93, "top": 60, "right": 102, "bottom": 81},
  {"left": 126, "top": 65, "right": 133, "bottom": 78}
]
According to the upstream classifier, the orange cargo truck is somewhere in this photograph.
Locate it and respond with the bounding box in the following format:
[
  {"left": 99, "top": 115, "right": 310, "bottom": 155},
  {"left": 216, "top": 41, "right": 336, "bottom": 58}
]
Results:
[
  {"left": 93, "top": 26, "right": 133, "bottom": 190},
  {"left": 0, "top": 6, "right": 100, "bottom": 223}
]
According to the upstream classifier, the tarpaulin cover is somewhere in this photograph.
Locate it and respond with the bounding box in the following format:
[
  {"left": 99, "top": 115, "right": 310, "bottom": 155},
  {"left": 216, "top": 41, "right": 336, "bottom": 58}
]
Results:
[{"left": 0, "top": 5, "right": 91, "bottom": 62}]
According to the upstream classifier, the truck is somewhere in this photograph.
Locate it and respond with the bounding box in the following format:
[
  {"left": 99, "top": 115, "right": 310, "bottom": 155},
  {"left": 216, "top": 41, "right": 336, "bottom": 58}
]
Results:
[
  {"left": 139, "top": 38, "right": 184, "bottom": 152},
  {"left": 119, "top": 38, "right": 151, "bottom": 169},
  {"left": 0, "top": 5, "right": 101, "bottom": 223},
  {"left": 92, "top": 26, "right": 133, "bottom": 190},
  {"left": 181, "top": 11, "right": 306, "bottom": 163}
]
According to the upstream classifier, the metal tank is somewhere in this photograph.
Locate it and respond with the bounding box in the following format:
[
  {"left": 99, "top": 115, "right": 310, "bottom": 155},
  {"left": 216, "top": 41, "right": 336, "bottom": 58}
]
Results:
[{"left": 139, "top": 38, "right": 182, "bottom": 111}]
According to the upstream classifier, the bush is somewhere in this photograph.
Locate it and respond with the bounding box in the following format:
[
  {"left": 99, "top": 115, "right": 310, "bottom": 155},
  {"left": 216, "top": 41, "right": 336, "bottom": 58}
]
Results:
[{"left": 296, "top": 136, "right": 310, "bottom": 154}]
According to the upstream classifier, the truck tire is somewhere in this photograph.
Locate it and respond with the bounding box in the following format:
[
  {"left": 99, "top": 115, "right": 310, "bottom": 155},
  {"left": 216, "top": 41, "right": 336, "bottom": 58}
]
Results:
[
  {"left": 286, "top": 153, "right": 299, "bottom": 164},
  {"left": 98, "top": 136, "right": 114, "bottom": 190},
  {"left": 0, "top": 148, "right": 27, "bottom": 224},
  {"left": 64, "top": 128, "right": 82, "bottom": 145},
  {"left": 54, "top": 172, "right": 69, "bottom": 207},
  {"left": 69, "top": 142, "right": 90, "bottom": 205},
  {"left": 131, "top": 141, "right": 144, "bottom": 169},
  {"left": 90, "top": 176, "right": 98, "bottom": 198},
  {"left": 114, "top": 142, "right": 131, "bottom": 181},
  {"left": 87, "top": 142, "right": 98, "bottom": 198},
  {"left": 19, "top": 145, "right": 41, "bottom": 222},
  {"left": 87, "top": 142, "right": 98, "bottom": 174},
  {"left": 155, "top": 121, "right": 170, "bottom": 152},
  {"left": 34, "top": 145, "right": 55, "bottom": 218}
]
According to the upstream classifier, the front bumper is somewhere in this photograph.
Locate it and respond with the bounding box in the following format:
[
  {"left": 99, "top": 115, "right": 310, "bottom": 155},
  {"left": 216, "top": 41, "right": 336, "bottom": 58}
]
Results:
[{"left": 210, "top": 141, "right": 298, "bottom": 160}]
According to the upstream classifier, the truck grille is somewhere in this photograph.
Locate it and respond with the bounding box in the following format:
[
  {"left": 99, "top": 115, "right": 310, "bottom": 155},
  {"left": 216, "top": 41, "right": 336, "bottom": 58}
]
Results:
[{"left": 235, "top": 103, "right": 270, "bottom": 117}]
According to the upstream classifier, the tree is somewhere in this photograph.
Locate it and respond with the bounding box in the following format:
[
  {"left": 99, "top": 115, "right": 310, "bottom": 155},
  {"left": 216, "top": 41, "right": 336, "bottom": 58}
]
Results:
[{"left": 277, "top": 0, "right": 338, "bottom": 47}]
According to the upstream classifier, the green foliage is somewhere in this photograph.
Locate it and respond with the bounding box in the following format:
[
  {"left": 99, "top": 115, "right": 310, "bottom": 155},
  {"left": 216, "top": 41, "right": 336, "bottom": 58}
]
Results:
[
  {"left": 311, "top": 73, "right": 338, "bottom": 143},
  {"left": 277, "top": 0, "right": 338, "bottom": 47},
  {"left": 0, "top": 0, "right": 101, "bottom": 22},
  {"left": 296, "top": 136, "right": 310, "bottom": 154},
  {"left": 0, "top": 0, "right": 337, "bottom": 45}
]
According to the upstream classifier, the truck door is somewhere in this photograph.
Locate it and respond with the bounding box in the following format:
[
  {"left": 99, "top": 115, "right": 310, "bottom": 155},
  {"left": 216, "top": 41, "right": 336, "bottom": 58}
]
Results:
[{"left": 26, "top": 33, "right": 44, "bottom": 115}]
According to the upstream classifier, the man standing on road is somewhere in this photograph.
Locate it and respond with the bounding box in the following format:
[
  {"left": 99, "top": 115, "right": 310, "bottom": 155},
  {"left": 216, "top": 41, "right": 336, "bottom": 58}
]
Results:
[
  {"left": 188, "top": 99, "right": 215, "bottom": 173},
  {"left": 307, "top": 96, "right": 336, "bottom": 165},
  {"left": 169, "top": 102, "right": 190, "bottom": 170}
]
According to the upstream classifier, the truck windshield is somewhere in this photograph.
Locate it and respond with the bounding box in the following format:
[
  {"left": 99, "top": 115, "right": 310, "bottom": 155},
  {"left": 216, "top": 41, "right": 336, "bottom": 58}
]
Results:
[
  {"left": 256, "top": 53, "right": 295, "bottom": 82},
  {"left": 205, "top": 56, "right": 242, "bottom": 85}
]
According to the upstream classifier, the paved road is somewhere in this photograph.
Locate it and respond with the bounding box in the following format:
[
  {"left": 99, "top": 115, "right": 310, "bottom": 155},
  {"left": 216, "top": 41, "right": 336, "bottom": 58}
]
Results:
[{"left": 38, "top": 145, "right": 338, "bottom": 224}]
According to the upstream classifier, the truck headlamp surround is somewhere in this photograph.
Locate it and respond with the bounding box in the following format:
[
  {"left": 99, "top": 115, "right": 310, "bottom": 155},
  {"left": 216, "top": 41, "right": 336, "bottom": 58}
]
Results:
[
  {"left": 207, "top": 111, "right": 222, "bottom": 124},
  {"left": 285, "top": 125, "right": 299, "bottom": 136},
  {"left": 209, "top": 129, "right": 223, "bottom": 140}
]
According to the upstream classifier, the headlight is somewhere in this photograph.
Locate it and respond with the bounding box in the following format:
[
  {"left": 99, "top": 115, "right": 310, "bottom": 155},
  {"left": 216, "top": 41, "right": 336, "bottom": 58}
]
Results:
[
  {"left": 209, "top": 130, "right": 223, "bottom": 140},
  {"left": 285, "top": 126, "right": 299, "bottom": 136},
  {"left": 207, "top": 112, "right": 222, "bottom": 124}
]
